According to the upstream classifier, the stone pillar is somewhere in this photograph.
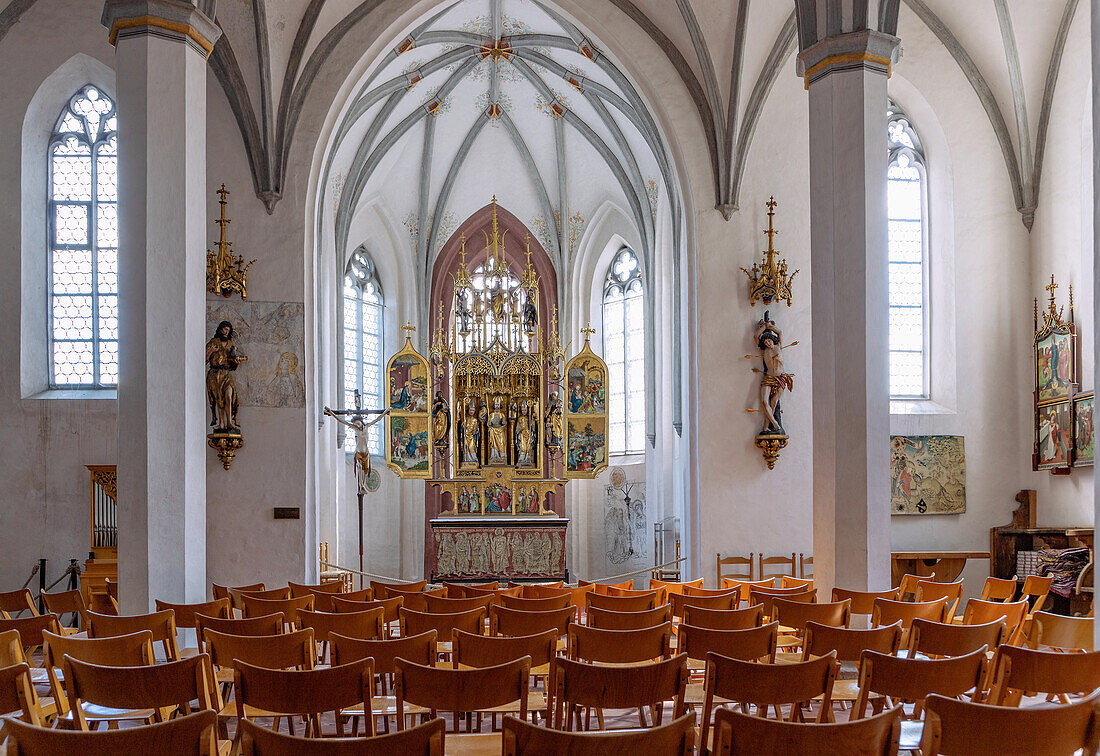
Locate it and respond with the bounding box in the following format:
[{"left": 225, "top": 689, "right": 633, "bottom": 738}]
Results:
[
  {"left": 102, "top": 0, "right": 220, "bottom": 612},
  {"left": 1091, "top": 0, "right": 1100, "bottom": 650},
  {"left": 798, "top": 30, "right": 899, "bottom": 597}
]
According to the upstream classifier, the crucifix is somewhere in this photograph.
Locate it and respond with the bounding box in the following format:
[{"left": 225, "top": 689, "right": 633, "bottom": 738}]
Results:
[{"left": 324, "top": 389, "right": 389, "bottom": 586}]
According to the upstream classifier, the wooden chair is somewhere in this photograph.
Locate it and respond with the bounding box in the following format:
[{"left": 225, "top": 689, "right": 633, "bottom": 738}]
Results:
[
  {"left": 500, "top": 594, "right": 571, "bottom": 612},
  {"left": 238, "top": 716, "right": 444, "bottom": 755},
  {"left": 586, "top": 604, "right": 672, "bottom": 631},
  {"left": 988, "top": 645, "right": 1100, "bottom": 706},
  {"left": 1, "top": 709, "right": 217, "bottom": 755},
  {"left": 40, "top": 590, "right": 88, "bottom": 630},
  {"left": 234, "top": 658, "right": 374, "bottom": 737},
  {"left": 86, "top": 609, "right": 180, "bottom": 660},
  {"left": 832, "top": 587, "right": 900, "bottom": 617},
  {"left": 42, "top": 629, "right": 155, "bottom": 724},
  {"left": 568, "top": 623, "right": 673, "bottom": 664},
  {"left": 297, "top": 608, "right": 384, "bottom": 662},
  {"left": 241, "top": 595, "right": 315, "bottom": 628},
  {"left": 370, "top": 580, "right": 427, "bottom": 600},
  {"left": 290, "top": 582, "right": 363, "bottom": 613},
  {"left": 700, "top": 649, "right": 838, "bottom": 754},
  {"left": 907, "top": 618, "right": 1007, "bottom": 659},
  {"left": 195, "top": 612, "right": 284, "bottom": 649},
  {"left": 802, "top": 622, "right": 904, "bottom": 717},
  {"left": 852, "top": 647, "right": 988, "bottom": 751},
  {"left": 0, "top": 590, "right": 39, "bottom": 620},
  {"left": 921, "top": 691, "right": 1100, "bottom": 756},
  {"left": 681, "top": 603, "right": 764, "bottom": 631},
  {"left": 330, "top": 631, "right": 435, "bottom": 734},
  {"left": 503, "top": 711, "right": 695, "bottom": 754},
  {"left": 553, "top": 654, "right": 688, "bottom": 731},
  {"left": 212, "top": 581, "right": 264, "bottom": 601},
  {"left": 394, "top": 656, "right": 529, "bottom": 731},
  {"left": 780, "top": 576, "right": 814, "bottom": 590},
  {"left": 386, "top": 587, "right": 443, "bottom": 613},
  {"left": 916, "top": 580, "right": 965, "bottom": 620},
  {"left": 649, "top": 577, "right": 704, "bottom": 597},
  {"left": 750, "top": 587, "right": 817, "bottom": 622},
  {"left": 669, "top": 589, "right": 739, "bottom": 619},
  {"left": 491, "top": 605, "right": 575, "bottom": 638},
  {"left": 422, "top": 593, "right": 494, "bottom": 614},
  {"left": 759, "top": 553, "right": 798, "bottom": 583},
  {"left": 960, "top": 598, "right": 1028, "bottom": 644},
  {"left": 0, "top": 662, "right": 40, "bottom": 725},
  {"left": 711, "top": 704, "right": 901, "bottom": 756},
  {"left": 980, "top": 576, "right": 1017, "bottom": 602},
  {"left": 586, "top": 591, "right": 659, "bottom": 613},
  {"left": 400, "top": 606, "right": 487, "bottom": 640},
  {"left": 717, "top": 552, "right": 754, "bottom": 585},
  {"left": 678, "top": 622, "right": 779, "bottom": 665},
  {"left": 1031, "top": 610, "right": 1093, "bottom": 651},
  {"left": 871, "top": 597, "right": 949, "bottom": 641},
  {"left": 799, "top": 553, "right": 814, "bottom": 580},
  {"left": 453, "top": 629, "right": 557, "bottom": 725}
]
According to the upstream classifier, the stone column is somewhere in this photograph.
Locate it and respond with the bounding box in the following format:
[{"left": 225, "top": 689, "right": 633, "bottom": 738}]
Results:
[
  {"left": 102, "top": 0, "right": 220, "bottom": 612},
  {"left": 798, "top": 30, "right": 899, "bottom": 598}
]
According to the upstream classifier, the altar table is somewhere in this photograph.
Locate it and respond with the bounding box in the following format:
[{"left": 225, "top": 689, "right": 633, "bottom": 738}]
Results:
[{"left": 891, "top": 550, "right": 990, "bottom": 585}]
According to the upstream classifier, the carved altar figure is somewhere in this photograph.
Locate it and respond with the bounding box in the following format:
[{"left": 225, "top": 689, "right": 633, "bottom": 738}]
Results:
[
  {"left": 755, "top": 316, "right": 794, "bottom": 434},
  {"left": 431, "top": 391, "right": 450, "bottom": 446},
  {"left": 460, "top": 399, "right": 481, "bottom": 465},
  {"left": 486, "top": 395, "right": 509, "bottom": 464},
  {"left": 206, "top": 320, "right": 247, "bottom": 431}
]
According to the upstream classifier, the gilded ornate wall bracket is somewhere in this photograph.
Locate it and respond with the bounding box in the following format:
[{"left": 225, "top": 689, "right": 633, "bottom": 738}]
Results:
[{"left": 206, "top": 184, "right": 255, "bottom": 299}]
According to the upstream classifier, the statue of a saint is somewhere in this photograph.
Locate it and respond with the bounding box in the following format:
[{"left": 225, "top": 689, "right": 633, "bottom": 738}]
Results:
[
  {"left": 431, "top": 391, "right": 450, "bottom": 447},
  {"left": 460, "top": 399, "right": 481, "bottom": 466},
  {"left": 544, "top": 391, "right": 563, "bottom": 448},
  {"left": 206, "top": 321, "right": 247, "bottom": 431},
  {"left": 486, "top": 395, "right": 509, "bottom": 464},
  {"left": 324, "top": 406, "right": 389, "bottom": 493},
  {"left": 755, "top": 315, "right": 794, "bottom": 434}
]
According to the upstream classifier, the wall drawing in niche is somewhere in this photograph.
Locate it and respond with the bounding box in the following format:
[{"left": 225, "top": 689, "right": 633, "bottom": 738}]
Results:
[
  {"left": 206, "top": 301, "right": 305, "bottom": 408},
  {"left": 605, "top": 481, "right": 647, "bottom": 565}
]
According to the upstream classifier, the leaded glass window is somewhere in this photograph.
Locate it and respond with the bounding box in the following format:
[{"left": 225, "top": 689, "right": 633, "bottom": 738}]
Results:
[
  {"left": 887, "top": 101, "right": 928, "bottom": 399},
  {"left": 49, "top": 85, "right": 118, "bottom": 387},
  {"left": 602, "top": 248, "right": 645, "bottom": 453},
  {"left": 342, "top": 250, "right": 385, "bottom": 454}
]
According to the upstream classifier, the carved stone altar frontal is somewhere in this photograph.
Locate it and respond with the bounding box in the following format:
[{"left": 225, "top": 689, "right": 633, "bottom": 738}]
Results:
[
  {"left": 206, "top": 301, "right": 305, "bottom": 408},
  {"left": 429, "top": 518, "right": 568, "bottom": 581}
]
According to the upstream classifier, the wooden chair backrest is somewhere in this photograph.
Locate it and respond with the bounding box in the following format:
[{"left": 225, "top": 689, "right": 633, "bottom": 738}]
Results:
[
  {"left": 980, "top": 576, "right": 1017, "bottom": 602},
  {"left": 553, "top": 654, "right": 688, "bottom": 729},
  {"left": 0, "top": 615, "right": 61, "bottom": 654},
  {"left": 400, "top": 606, "right": 487, "bottom": 639},
  {"left": 503, "top": 711, "right": 695, "bottom": 755},
  {"left": 0, "top": 590, "right": 38, "bottom": 619},
  {"left": 853, "top": 647, "right": 987, "bottom": 719},
  {"left": 453, "top": 628, "right": 556, "bottom": 669},
  {"left": 920, "top": 691, "right": 1100, "bottom": 756},
  {"left": 681, "top": 603, "right": 764, "bottom": 631},
  {"left": 712, "top": 704, "right": 901, "bottom": 756},
  {"left": 238, "top": 716, "right": 444, "bottom": 756},
  {"left": 908, "top": 618, "right": 1007, "bottom": 658},
  {"left": 780, "top": 577, "right": 814, "bottom": 590},
  {"left": 586, "top": 604, "right": 672, "bottom": 631},
  {"left": 63, "top": 653, "right": 214, "bottom": 730},
  {"left": 721, "top": 577, "right": 776, "bottom": 592},
  {"left": 678, "top": 622, "right": 778, "bottom": 663},
  {"left": 702, "top": 650, "right": 837, "bottom": 742},
  {"left": 85, "top": 610, "right": 178, "bottom": 659},
  {"left": 669, "top": 590, "right": 739, "bottom": 618},
  {"left": 799, "top": 553, "right": 814, "bottom": 580},
  {"left": 988, "top": 645, "right": 1100, "bottom": 705},
  {"left": 233, "top": 658, "right": 373, "bottom": 725},
  {"left": 2, "top": 709, "right": 216, "bottom": 755},
  {"left": 40, "top": 590, "right": 87, "bottom": 623},
  {"left": 758, "top": 553, "right": 797, "bottom": 580},
  {"left": 586, "top": 591, "right": 659, "bottom": 612},
  {"left": 230, "top": 587, "right": 291, "bottom": 609},
  {"left": 649, "top": 578, "right": 704, "bottom": 597},
  {"left": 802, "top": 621, "right": 903, "bottom": 663},
  {"left": 871, "top": 597, "right": 949, "bottom": 630},
  {"left": 961, "top": 598, "right": 1028, "bottom": 641},
  {"left": 297, "top": 608, "right": 384, "bottom": 645},
  {"left": 195, "top": 612, "right": 284, "bottom": 644},
  {"left": 568, "top": 622, "right": 672, "bottom": 664},
  {"left": 331, "top": 595, "right": 403, "bottom": 624},
  {"left": 330, "top": 630, "right": 436, "bottom": 673},
  {"left": 0, "top": 662, "right": 37, "bottom": 722},
  {"left": 500, "top": 594, "right": 570, "bottom": 612},
  {"left": 154, "top": 598, "right": 231, "bottom": 629},
  {"left": 1032, "top": 610, "right": 1093, "bottom": 651},
  {"left": 1020, "top": 575, "right": 1053, "bottom": 614},
  {"left": 423, "top": 593, "right": 494, "bottom": 614},
  {"left": 831, "top": 587, "right": 901, "bottom": 615},
  {"left": 773, "top": 598, "right": 851, "bottom": 632},
  {"left": 578, "top": 580, "right": 635, "bottom": 595},
  {"left": 203, "top": 628, "right": 315, "bottom": 671},
  {"left": 683, "top": 585, "right": 743, "bottom": 598},
  {"left": 212, "top": 582, "right": 264, "bottom": 601},
  {"left": 394, "top": 656, "right": 530, "bottom": 725},
  {"left": 241, "top": 594, "right": 315, "bottom": 626},
  {"left": 491, "top": 605, "right": 575, "bottom": 638},
  {"left": 386, "top": 587, "right": 443, "bottom": 613},
  {"left": 717, "top": 553, "right": 754, "bottom": 583},
  {"left": 915, "top": 580, "right": 965, "bottom": 619},
  {"left": 370, "top": 580, "right": 427, "bottom": 599},
  {"left": 750, "top": 588, "right": 817, "bottom": 620}
]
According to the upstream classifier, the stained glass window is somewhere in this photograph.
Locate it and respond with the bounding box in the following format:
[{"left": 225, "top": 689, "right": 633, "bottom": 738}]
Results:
[
  {"left": 602, "top": 248, "right": 645, "bottom": 453},
  {"left": 343, "top": 249, "right": 385, "bottom": 454},
  {"left": 888, "top": 101, "right": 928, "bottom": 399},
  {"left": 49, "top": 85, "right": 118, "bottom": 388}
]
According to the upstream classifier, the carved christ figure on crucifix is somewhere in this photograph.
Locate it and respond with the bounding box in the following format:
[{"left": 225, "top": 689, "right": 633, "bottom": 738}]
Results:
[{"left": 324, "top": 393, "right": 389, "bottom": 493}]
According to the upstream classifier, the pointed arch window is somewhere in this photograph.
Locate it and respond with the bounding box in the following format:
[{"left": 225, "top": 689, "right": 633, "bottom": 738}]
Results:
[
  {"left": 602, "top": 247, "right": 645, "bottom": 453},
  {"left": 342, "top": 249, "right": 385, "bottom": 454},
  {"left": 48, "top": 85, "right": 118, "bottom": 387},
  {"left": 887, "top": 101, "right": 929, "bottom": 399}
]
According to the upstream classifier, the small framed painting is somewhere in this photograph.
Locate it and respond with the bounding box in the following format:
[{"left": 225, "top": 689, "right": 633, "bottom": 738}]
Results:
[
  {"left": 1074, "top": 393, "right": 1094, "bottom": 467},
  {"left": 1036, "top": 400, "right": 1073, "bottom": 470}
]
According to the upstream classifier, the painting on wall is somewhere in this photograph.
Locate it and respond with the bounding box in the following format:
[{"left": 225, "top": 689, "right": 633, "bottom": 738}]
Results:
[
  {"left": 1036, "top": 330, "right": 1075, "bottom": 403},
  {"left": 890, "top": 435, "right": 966, "bottom": 515},
  {"left": 1036, "top": 401, "right": 1073, "bottom": 470},
  {"left": 1074, "top": 393, "right": 1094, "bottom": 467},
  {"left": 206, "top": 301, "right": 305, "bottom": 408}
]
